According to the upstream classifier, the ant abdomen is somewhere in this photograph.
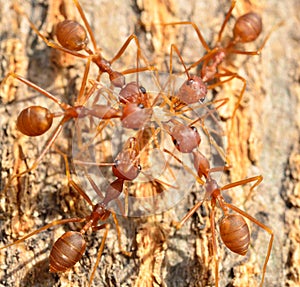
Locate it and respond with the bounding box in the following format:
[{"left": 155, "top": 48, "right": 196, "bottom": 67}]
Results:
[
  {"left": 219, "top": 214, "right": 250, "bottom": 256},
  {"left": 233, "top": 12, "right": 263, "bottom": 43},
  {"left": 17, "top": 106, "right": 53, "bottom": 136},
  {"left": 56, "top": 20, "right": 89, "bottom": 51},
  {"left": 49, "top": 231, "right": 86, "bottom": 273}
]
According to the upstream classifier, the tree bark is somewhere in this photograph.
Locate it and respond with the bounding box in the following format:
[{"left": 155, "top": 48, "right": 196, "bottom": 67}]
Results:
[{"left": 0, "top": 0, "right": 299, "bottom": 287}]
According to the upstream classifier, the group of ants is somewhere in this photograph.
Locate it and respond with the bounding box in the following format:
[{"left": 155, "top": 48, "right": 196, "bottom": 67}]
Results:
[{"left": 0, "top": 0, "right": 280, "bottom": 286}]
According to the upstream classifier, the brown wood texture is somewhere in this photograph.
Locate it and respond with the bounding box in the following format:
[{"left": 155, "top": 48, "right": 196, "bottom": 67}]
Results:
[{"left": 0, "top": 0, "right": 299, "bottom": 286}]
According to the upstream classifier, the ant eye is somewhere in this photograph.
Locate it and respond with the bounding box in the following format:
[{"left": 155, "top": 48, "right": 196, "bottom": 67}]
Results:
[
  {"left": 114, "top": 159, "right": 120, "bottom": 166},
  {"left": 139, "top": 86, "right": 146, "bottom": 94},
  {"left": 137, "top": 165, "right": 142, "bottom": 171},
  {"left": 138, "top": 103, "right": 145, "bottom": 109},
  {"left": 173, "top": 139, "right": 179, "bottom": 147},
  {"left": 190, "top": 126, "right": 198, "bottom": 132},
  {"left": 186, "top": 79, "right": 194, "bottom": 86}
]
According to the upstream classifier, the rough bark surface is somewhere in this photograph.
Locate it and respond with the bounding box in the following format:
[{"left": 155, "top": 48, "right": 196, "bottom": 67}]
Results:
[{"left": 0, "top": 0, "right": 299, "bottom": 287}]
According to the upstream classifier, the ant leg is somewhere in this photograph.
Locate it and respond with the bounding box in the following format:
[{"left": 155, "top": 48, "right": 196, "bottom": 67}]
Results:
[
  {"left": 82, "top": 168, "right": 105, "bottom": 200},
  {"left": 72, "top": 0, "right": 98, "bottom": 51},
  {"left": 169, "top": 44, "right": 191, "bottom": 79},
  {"left": 220, "top": 175, "right": 263, "bottom": 203},
  {"left": 5, "top": 119, "right": 66, "bottom": 189},
  {"left": 110, "top": 34, "right": 155, "bottom": 75},
  {"left": 191, "top": 102, "right": 230, "bottom": 165},
  {"left": 199, "top": 118, "right": 229, "bottom": 165},
  {"left": 111, "top": 213, "right": 132, "bottom": 256},
  {"left": 208, "top": 67, "right": 247, "bottom": 142},
  {"left": 163, "top": 148, "right": 204, "bottom": 185},
  {"left": 0, "top": 217, "right": 85, "bottom": 250},
  {"left": 159, "top": 21, "right": 210, "bottom": 52},
  {"left": 55, "top": 147, "right": 95, "bottom": 206},
  {"left": 210, "top": 200, "right": 219, "bottom": 287},
  {"left": 1, "top": 72, "right": 69, "bottom": 109},
  {"left": 186, "top": 47, "right": 219, "bottom": 74},
  {"left": 224, "top": 202, "right": 274, "bottom": 287},
  {"left": 172, "top": 199, "right": 205, "bottom": 229},
  {"left": 88, "top": 223, "right": 110, "bottom": 287},
  {"left": 72, "top": 121, "right": 111, "bottom": 161},
  {"left": 204, "top": 69, "right": 247, "bottom": 165},
  {"left": 217, "top": 0, "right": 237, "bottom": 43},
  {"left": 76, "top": 56, "right": 94, "bottom": 105},
  {"left": 212, "top": 68, "right": 246, "bottom": 123}
]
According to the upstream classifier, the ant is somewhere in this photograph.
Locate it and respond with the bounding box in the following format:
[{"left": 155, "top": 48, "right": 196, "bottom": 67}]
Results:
[
  {"left": 0, "top": 136, "right": 143, "bottom": 286},
  {"left": 187, "top": 150, "right": 273, "bottom": 286},
  {"left": 14, "top": 0, "right": 196, "bottom": 132},
  {"left": 159, "top": 0, "right": 281, "bottom": 121},
  {"left": 163, "top": 118, "right": 273, "bottom": 286},
  {"left": 13, "top": 0, "right": 152, "bottom": 89},
  {"left": 0, "top": 73, "right": 123, "bottom": 188}
]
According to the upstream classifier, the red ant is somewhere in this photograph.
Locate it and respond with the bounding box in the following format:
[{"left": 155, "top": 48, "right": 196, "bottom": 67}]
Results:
[
  {"left": 163, "top": 118, "right": 273, "bottom": 286},
  {"left": 188, "top": 150, "right": 273, "bottom": 286},
  {"left": 159, "top": 0, "right": 281, "bottom": 119},
  {"left": 0, "top": 73, "right": 123, "bottom": 187},
  {"left": 0, "top": 136, "right": 143, "bottom": 286},
  {"left": 13, "top": 0, "right": 152, "bottom": 89}
]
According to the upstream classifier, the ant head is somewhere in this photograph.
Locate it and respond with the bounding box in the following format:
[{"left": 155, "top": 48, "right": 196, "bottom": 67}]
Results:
[
  {"left": 119, "top": 82, "right": 148, "bottom": 104},
  {"left": 168, "top": 123, "right": 201, "bottom": 153},
  {"left": 112, "top": 159, "right": 141, "bottom": 181},
  {"left": 178, "top": 75, "right": 207, "bottom": 104}
]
